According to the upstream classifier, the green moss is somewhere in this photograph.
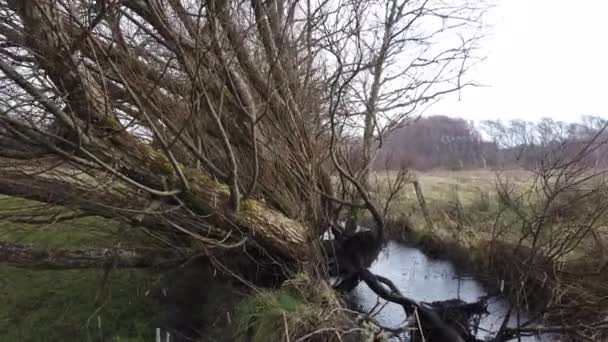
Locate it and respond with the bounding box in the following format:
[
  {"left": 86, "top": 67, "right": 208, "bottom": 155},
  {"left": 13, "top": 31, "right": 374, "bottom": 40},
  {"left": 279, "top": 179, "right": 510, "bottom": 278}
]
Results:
[
  {"left": 181, "top": 189, "right": 210, "bottom": 215},
  {"left": 242, "top": 199, "right": 257, "bottom": 212},
  {"left": 183, "top": 168, "right": 209, "bottom": 182},
  {"left": 101, "top": 115, "right": 122, "bottom": 131},
  {"left": 209, "top": 178, "right": 230, "bottom": 192},
  {"left": 149, "top": 153, "right": 174, "bottom": 175},
  {"left": 360, "top": 319, "right": 382, "bottom": 341},
  {"left": 157, "top": 161, "right": 173, "bottom": 175}
]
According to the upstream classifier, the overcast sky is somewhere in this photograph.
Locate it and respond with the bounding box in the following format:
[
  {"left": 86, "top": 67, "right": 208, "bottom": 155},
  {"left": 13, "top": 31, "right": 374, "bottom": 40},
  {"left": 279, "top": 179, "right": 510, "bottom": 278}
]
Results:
[{"left": 429, "top": 0, "right": 608, "bottom": 123}]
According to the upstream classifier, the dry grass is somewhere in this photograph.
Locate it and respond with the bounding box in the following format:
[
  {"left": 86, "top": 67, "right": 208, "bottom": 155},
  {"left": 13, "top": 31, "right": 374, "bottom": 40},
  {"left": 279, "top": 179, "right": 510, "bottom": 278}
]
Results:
[
  {"left": 371, "top": 168, "right": 531, "bottom": 207},
  {"left": 375, "top": 169, "right": 608, "bottom": 258},
  {"left": 234, "top": 273, "right": 355, "bottom": 342},
  {"left": 369, "top": 169, "right": 514, "bottom": 247}
]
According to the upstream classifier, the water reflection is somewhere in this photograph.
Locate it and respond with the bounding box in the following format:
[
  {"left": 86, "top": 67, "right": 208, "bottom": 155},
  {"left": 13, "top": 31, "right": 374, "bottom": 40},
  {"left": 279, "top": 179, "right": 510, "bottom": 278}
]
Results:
[{"left": 349, "top": 242, "right": 554, "bottom": 341}]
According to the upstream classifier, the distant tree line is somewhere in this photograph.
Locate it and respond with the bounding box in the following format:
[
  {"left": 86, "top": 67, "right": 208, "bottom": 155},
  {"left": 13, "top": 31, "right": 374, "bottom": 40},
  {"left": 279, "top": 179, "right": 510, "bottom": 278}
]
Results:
[{"left": 374, "top": 115, "right": 608, "bottom": 170}]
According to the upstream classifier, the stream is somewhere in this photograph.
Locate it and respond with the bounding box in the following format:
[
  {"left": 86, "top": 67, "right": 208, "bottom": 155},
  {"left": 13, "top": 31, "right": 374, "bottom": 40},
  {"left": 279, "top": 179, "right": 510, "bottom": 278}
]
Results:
[{"left": 348, "top": 241, "right": 555, "bottom": 341}]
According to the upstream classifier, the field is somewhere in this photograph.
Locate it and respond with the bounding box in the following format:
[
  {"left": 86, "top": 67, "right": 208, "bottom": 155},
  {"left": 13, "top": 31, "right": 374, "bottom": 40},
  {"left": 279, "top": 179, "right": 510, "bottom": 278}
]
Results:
[
  {"left": 368, "top": 169, "right": 531, "bottom": 240},
  {"left": 370, "top": 168, "right": 531, "bottom": 207},
  {"left": 0, "top": 197, "right": 164, "bottom": 341},
  {"left": 404, "top": 169, "right": 532, "bottom": 203}
]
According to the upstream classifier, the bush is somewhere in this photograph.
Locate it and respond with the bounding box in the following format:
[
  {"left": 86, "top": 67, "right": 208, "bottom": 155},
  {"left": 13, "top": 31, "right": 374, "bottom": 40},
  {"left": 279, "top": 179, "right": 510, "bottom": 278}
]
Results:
[{"left": 471, "top": 189, "right": 491, "bottom": 212}]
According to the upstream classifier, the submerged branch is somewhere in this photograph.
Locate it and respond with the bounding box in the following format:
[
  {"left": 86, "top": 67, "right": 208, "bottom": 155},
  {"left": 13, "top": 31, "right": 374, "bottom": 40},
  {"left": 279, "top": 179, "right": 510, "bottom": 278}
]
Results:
[{"left": 359, "top": 268, "right": 467, "bottom": 342}]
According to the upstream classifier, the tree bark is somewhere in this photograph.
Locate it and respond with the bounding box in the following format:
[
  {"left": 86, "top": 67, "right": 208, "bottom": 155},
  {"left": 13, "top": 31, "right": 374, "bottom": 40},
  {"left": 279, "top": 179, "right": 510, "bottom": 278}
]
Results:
[{"left": 0, "top": 169, "right": 312, "bottom": 261}]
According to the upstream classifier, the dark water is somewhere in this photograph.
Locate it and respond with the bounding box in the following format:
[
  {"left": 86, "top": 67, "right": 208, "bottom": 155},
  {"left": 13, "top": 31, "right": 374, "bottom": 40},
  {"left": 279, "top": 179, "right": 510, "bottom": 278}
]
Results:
[{"left": 349, "top": 242, "right": 554, "bottom": 341}]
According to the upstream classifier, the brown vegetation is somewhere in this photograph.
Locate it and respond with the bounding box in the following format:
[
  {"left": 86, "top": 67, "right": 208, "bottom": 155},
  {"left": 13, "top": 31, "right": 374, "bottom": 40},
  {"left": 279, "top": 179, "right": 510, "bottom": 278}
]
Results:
[{"left": 374, "top": 115, "right": 608, "bottom": 171}]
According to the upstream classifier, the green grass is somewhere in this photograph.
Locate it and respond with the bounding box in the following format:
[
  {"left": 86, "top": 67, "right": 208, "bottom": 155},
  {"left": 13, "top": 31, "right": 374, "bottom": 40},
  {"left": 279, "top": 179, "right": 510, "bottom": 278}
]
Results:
[
  {"left": 0, "top": 197, "right": 163, "bottom": 342},
  {"left": 0, "top": 197, "right": 150, "bottom": 249},
  {"left": 234, "top": 289, "right": 304, "bottom": 342},
  {"left": 2, "top": 168, "right": 603, "bottom": 341},
  {"left": 0, "top": 267, "right": 161, "bottom": 342}
]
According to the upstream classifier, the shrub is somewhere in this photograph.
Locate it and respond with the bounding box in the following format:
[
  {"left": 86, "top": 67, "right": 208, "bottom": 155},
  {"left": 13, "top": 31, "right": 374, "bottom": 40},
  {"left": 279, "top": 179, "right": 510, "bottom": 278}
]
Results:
[{"left": 471, "top": 189, "right": 491, "bottom": 212}]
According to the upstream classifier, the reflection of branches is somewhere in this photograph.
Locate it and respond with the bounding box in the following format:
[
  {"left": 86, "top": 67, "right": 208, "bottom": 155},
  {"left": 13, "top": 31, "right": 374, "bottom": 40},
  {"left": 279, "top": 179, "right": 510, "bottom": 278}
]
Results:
[{"left": 359, "top": 269, "right": 468, "bottom": 342}]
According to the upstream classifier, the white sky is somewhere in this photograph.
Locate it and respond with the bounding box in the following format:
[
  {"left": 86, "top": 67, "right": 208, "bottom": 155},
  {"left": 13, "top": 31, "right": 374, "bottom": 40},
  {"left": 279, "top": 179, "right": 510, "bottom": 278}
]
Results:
[{"left": 430, "top": 0, "right": 608, "bottom": 123}]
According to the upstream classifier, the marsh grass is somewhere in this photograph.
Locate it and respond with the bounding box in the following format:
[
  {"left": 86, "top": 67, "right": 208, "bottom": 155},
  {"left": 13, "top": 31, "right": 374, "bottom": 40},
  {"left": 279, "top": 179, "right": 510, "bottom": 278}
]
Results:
[{"left": 369, "top": 169, "right": 538, "bottom": 245}]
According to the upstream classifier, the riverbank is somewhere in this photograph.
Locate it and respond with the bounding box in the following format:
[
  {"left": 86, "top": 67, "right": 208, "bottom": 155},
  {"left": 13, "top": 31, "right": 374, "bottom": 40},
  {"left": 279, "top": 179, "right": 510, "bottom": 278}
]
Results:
[
  {"left": 370, "top": 169, "right": 607, "bottom": 335},
  {"left": 379, "top": 210, "right": 608, "bottom": 340}
]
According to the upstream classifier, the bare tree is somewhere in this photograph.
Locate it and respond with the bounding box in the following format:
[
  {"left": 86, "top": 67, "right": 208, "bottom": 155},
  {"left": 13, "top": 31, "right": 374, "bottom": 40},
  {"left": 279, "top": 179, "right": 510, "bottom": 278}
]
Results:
[
  {"left": 376, "top": 115, "right": 485, "bottom": 170},
  {"left": 324, "top": 0, "right": 484, "bottom": 181},
  {"left": 0, "top": 0, "right": 489, "bottom": 340},
  {"left": 310, "top": 0, "right": 484, "bottom": 233}
]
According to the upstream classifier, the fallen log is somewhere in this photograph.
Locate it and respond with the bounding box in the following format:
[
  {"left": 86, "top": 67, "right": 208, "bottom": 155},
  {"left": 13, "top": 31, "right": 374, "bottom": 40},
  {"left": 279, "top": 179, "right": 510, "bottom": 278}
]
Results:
[
  {"left": 0, "top": 170, "right": 312, "bottom": 261},
  {"left": 0, "top": 241, "right": 185, "bottom": 269}
]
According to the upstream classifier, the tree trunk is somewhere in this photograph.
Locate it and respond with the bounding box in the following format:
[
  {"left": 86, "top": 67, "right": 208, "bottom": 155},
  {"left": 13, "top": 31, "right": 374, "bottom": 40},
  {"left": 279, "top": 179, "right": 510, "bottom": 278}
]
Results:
[
  {"left": 0, "top": 241, "right": 184, "bottom": 269},
  {"left": 0, "top": 169, "right": 313, "bottom": 261}
]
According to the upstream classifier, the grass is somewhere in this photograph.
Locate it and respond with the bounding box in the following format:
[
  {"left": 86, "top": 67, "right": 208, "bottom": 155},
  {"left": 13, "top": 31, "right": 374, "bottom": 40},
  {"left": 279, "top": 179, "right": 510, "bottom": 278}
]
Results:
[
  {"left": 0, "top": 197, "right": 315, "bottom": 342},
  {"left": 0, "top": 267, "right": 161, "bottom": 342},
  {"left": 235, "top": 288, "right": 304, "bottom": 342},
  {"left": 3, "top": 168, "right": 605, "bottom": 341},
  {"left": 372, "top": 169, "right": 530, "bottom": 209},
  {"left": 1, "top": 170, "right": 525, "bottom": 342},
  {"left": 0, "top": 197, "right": 348, "bottom": 342},
  {"left": 0, "top": 196, "right": 163, "bottom": 342},
  {"left": 369, "top": 169, "right": 542, "bottom": 244},
  {"left": 233, "top": 273, "right": 350, "bottom": 342}
]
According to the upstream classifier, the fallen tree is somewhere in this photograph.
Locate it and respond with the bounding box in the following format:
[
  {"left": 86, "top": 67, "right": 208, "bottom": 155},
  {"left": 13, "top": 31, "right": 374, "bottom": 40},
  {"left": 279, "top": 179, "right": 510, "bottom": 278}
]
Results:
[
  {"left": 0, "top": 241, "right": 184, "bottom": 269},
  {"left": 0, "top": 0, "right": 494, "bottom": 340},
  {"left": 0, "top": 0, "right": 480, "bottom": 266}
]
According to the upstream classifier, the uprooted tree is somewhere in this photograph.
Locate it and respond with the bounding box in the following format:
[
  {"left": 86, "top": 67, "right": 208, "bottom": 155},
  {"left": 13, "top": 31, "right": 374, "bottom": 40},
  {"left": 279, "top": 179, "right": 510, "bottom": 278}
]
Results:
[{"left": 0, "top": 0, "right": 487, "bottom": 340}]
